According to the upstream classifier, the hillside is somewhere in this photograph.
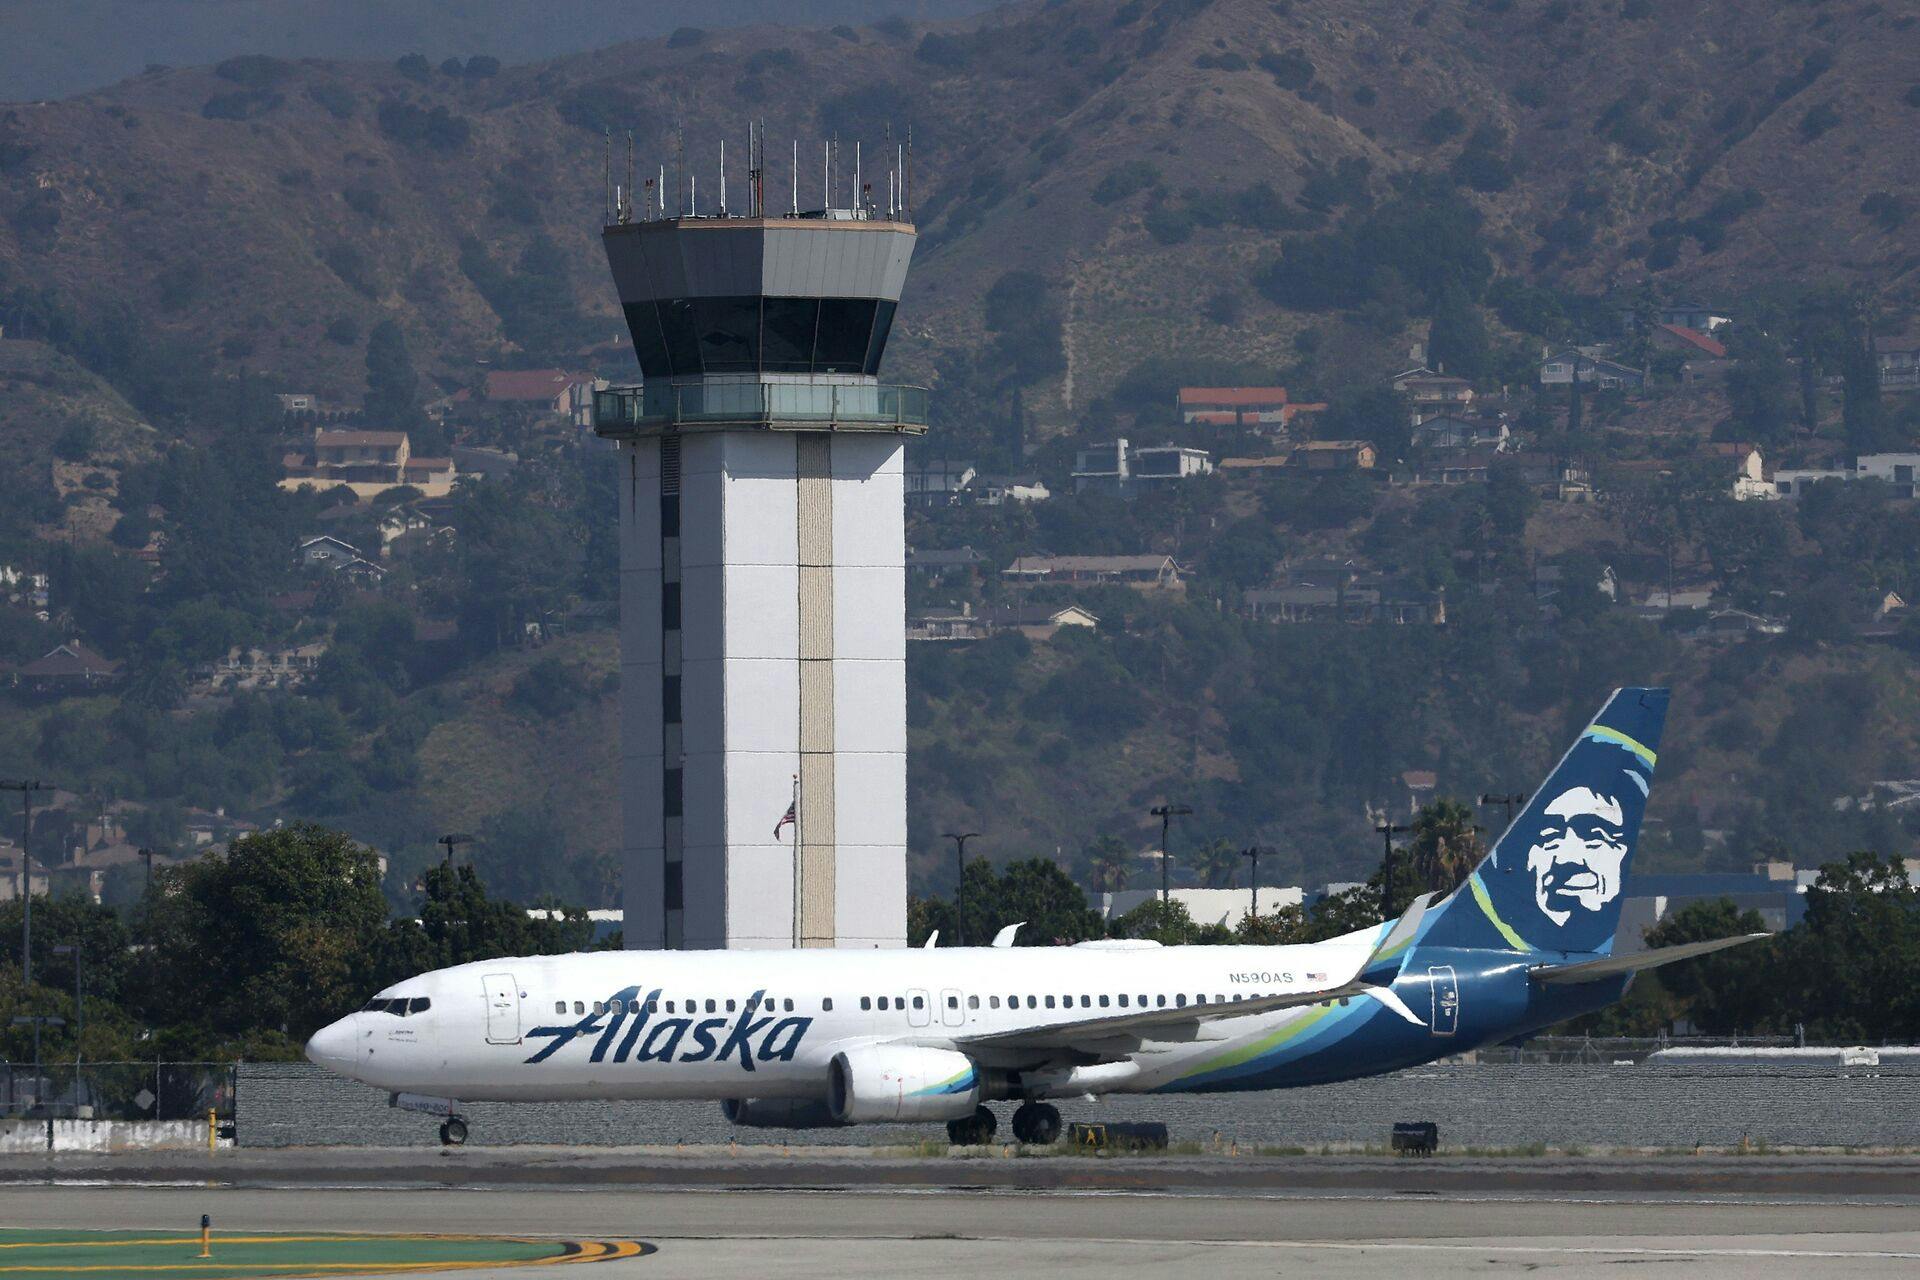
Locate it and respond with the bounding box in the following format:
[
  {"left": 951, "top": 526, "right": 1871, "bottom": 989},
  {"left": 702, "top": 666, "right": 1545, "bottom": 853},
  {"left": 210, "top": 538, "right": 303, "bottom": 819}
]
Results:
[{"left": 1, "top": 0, "right": 1916, "bottom": 428}]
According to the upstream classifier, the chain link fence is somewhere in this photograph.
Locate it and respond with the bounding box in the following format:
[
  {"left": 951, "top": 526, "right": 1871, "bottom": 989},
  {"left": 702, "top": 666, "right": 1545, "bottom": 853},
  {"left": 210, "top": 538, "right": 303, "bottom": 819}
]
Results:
[{"left": 0, "top": 1062, "right": 235, "bottom": 1121}]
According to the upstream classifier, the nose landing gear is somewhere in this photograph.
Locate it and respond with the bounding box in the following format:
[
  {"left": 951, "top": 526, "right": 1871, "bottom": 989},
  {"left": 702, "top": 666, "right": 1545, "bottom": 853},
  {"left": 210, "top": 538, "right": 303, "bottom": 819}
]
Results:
[
  {"left": 1010, "top": 1101, "right": 1061, "bottom": 1145},
  {"left": 437, "top": 1116, "right": 469, "bottom": 1146}
]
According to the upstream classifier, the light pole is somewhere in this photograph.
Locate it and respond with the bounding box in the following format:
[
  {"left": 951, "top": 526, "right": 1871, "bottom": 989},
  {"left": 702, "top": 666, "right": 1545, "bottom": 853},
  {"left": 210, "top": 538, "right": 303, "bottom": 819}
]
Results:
[
  {"left": 1374, "top": 820, "right": 1411, "bottom": 920},
  {"left": 11, "top": 1015, "right": 64, "bottom": 1091},
  {"left": 2, "top": 780, "right": 51, "bottom": 988},
  {"left": 940, "top": 832, "right": 979, "bottom": 945},
  {"left": 1240, "top": 845, "right": 1273, "bottom": 919},
  {"left": 1149, "top": 804, "right": 1192, "bottom": 909},
  {"left": 438, "top": 832, "right": 474, "bottom": 867},
  {"left": 1480, "top": 792, "right": 1527, "bottom": 834},
  {"left": 52, "top": 943, "right": 82, "bottom": 1065}
]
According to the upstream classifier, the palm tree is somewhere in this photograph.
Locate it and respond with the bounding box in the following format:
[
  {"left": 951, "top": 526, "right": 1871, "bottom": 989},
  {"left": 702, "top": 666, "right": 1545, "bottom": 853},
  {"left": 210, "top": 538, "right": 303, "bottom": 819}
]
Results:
[
  {"left": 1407, "top": 798, "right": 1484, "bottom": 896},
  {"left": 1188, "top": 837, "right": 1242, "bottom": 889},
  {"left": 1082, "top": 837, "right": 1132, "bottom": 914}
]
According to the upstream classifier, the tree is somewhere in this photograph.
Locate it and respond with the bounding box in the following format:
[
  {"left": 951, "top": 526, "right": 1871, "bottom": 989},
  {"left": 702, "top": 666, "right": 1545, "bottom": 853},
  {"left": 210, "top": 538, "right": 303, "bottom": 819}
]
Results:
[
  {"left": 1188, "top": 837, "right": 1243, "bottom": 889},
  {"left": 364, "top": 319, "right": 421, "bottom": 427},
  {"left": 1722, "top": 328, "right": 1793, "bottom": 446},
  {"left": 1841, "top": 304, "right": 1893, "bottom": 452},
  {"left": 1405, "top": 798, "right": 1483, "bottom": 896},
  {"left": 1427, "top": 279, "right": 1493, "bottom": 384},
  {"left": 1082, "top": 836, "right": 1134, "bottom": 903}
]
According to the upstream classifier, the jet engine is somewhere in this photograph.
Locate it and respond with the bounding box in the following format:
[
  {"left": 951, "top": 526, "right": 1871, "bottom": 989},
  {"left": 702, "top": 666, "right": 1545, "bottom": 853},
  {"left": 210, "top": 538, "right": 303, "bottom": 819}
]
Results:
[
  {"left": 720, "top": 1098, "right": 844, "bottom": 1130},
  {"left": 828, "top": 1045, "right": 982, "bottom": 1123}
]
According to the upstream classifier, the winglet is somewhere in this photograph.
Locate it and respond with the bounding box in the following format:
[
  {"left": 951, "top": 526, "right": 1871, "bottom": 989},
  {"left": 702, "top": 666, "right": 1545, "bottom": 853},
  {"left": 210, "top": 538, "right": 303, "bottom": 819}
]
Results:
[
  {"left": 922, "top": 930, "right": 939, "bottom": 949},
  {"left": 1359, "top": 891, "right": 1435, "bottom": 986},
  {"left": 991, "top": 922, "right": 1023, "bottom": 948}
]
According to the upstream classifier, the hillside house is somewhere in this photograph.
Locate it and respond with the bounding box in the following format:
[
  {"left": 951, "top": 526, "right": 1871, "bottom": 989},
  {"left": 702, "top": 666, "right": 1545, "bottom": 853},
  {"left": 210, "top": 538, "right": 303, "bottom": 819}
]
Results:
[
  {"left": 1774, "top": 454, "right": 1920, "bottom": 499},
  {"left": 1073, "top": 440, "right": 1212, "bottom": 496},
  {"left": 1002, "top": 554, "right": 1184, "bottom": 590},
  {"left": 455, "top": 369, "right": 601, "bottom": 427},
  {"left": 1176, "top": 386, "right": 1325, "bottom": 433},
  {"left": 1539, "top": 351, "right": 1646, "bottom": 391},
  {"left": 298, "top": 535, "right": 365, "bottom": 569},
  {"left": 1878, "top": 339, "right": 1919, "bottom": 393},
  {"left": 904, "top": 458, "right": 977, "bottom": 504},
  {"left": 1130, "top": 445, "right": 1214, "bottom": 484},
  {"left": 14, "top": 641, "right": 122, "bottom": 696},
  {"left": 1390, "top": 367, "right": 1475, "bottom": 419},
  {"left": 1412, "top": 414, "right": 1509, "bottom": 452},
  {"left": 280, "top": 429, "right": 457, "bottom": 500},
  {"left": 1243, "top": 583, "right": 1444, "bottom": 625},
  {"left": 1409, "top": 448, "right": 1495, "bottom": 486},
  {"left": 1292, "top": 440, "right": 1376, "bottom": 471},
  {"left": 1652, "top": 324, "right": 1728, "bottom": 361},
  {"left": 202, "top": 642, "right": 329, "bottom": 691},
  {"left": 985, "top": 603, "right": 1099, "bottom": 639},
  {"left": 973, "top": 474, "right": 1051, "bottom": 505},
  {"left": 907, "top": 546, "right": 988, "bottom": 582},
  {"left": 1656, "top": 302, "right": 1731, "bottom": 333},
  {"left": 1713, "top": 443, "right": 1776, "bottom": 501},
  {"left": 906, "top": 606, "right": 991, "bottom": 643}
]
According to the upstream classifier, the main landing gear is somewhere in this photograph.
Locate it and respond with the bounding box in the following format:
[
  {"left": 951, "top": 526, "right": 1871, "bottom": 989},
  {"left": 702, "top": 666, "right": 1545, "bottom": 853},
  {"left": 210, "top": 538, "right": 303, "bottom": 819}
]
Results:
[
  {"left": 1010, "top": 1101, "right": 1061, "bottom": 1146},
  {"left": 438, "top": 1116, "right": 469, "bottom": 1146},
  {"left": 945, "top": 1105, "right": 998, "bottom": 1146}
]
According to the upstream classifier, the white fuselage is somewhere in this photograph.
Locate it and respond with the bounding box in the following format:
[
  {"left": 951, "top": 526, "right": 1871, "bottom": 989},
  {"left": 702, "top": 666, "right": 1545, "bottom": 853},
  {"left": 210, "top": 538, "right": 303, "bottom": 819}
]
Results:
[{"left": 305, "top": 933, "right": 1397, "bottom": 1105}]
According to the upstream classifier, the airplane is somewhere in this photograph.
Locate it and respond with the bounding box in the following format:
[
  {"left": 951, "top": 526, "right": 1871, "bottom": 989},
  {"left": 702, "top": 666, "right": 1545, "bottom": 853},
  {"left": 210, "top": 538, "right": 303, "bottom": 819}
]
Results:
[{"left": 306, "top": 687, "right": 1765, "bottom": 1147}]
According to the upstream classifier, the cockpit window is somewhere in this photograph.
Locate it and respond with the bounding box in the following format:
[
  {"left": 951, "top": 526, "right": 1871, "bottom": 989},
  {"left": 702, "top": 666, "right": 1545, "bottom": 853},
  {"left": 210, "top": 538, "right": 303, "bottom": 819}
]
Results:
[{"left": 408, "top": 997, "right": 431, "bottom": 1014}]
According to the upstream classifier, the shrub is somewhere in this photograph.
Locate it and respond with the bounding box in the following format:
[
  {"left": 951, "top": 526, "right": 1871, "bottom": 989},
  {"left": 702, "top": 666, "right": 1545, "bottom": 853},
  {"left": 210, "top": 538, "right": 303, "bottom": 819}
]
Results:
[
  {"left": 1906, "top": 85, "right": 1920, "bottom": 108},
  {"left": 53, "top": 419, "right": 96, "bottom": 462},
  {"left": 1798, "top": 102, "right": 1842, "bottom": 142},
  {"left": 744, "top": 48, "right": 797, "bottom": 74},
  {"left": 201, "top": 89, "right": 282, "bottom": 120},
  {"left": 1861, "top": 192, "right": 1909, "bottom": 232},
  {"left": 1418, "top": 106, "right": 1465, "bottom": 144},
  {"left": 342, "top": 185, "right": 386, "bottom": 221},
  {"left": 558, "top": 82, "right": 642, "bottom": 133},
  {"left": 1351, "top": 84, "right": 1377, "bottom": 106},
  {"left": 915, "top": 33, "right": 969, "bottom": 69},
  {"left": 1204, "top": 289, "right": 1244, "bottom": 325},
  {"left": 395, "top": 53, "right": 431, "bottom": 82},
  {"left": 464, "top": 56, "right": 501, "bottom": 78},
  {"left": 1143, "top": 204, "right": 1195, "bottom": 244},
  {"left": 307, "top": 81, "right": 356, "bottom": 119},
  {"left": 1257, "top": 47, "right": 1314, "bottom": 90},
  {"left": 320, "top": 242, "right": 379, "bottom": 298},
  {"left": 325, "top": 316, "right": 362, "bottom": 345},
  {"left": 214, "top": 55, "right": 290, "bottom": 87},
  {"left": 376, "top": 101, "right": 471, "bottom": 151},
  {"left": 1092, "top": 160, "right": 1161, "bottom": 205},
  {"left": 439, "top": 58, "right": 465, "bottom": 77},
  {"left": 667, "top": 27, "right": 707, "bottom": 47}
]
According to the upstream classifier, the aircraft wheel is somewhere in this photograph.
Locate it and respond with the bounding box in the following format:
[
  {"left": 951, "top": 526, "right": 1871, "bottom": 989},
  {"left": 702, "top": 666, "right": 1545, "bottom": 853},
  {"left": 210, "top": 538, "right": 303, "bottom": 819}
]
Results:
[
  {"left": 440, "top": 1117, "right": 468, "bottom": 1146},
  {"left": 1010, "top": 1102, "right": 1038, "bottom": 1144},
  {"left": 972, "top": 1105, "right": 998, "bottom": 1144},
  {"left": 1026, "top": 1103, "right": 1062, "bottom": 1146}
]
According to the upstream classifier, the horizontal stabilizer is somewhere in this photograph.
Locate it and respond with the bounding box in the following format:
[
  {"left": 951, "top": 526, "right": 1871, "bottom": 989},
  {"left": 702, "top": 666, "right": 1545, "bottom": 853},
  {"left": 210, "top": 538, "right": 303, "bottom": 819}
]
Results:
[{"left": 1530, "top": 933, "right": 1769, "bottom": 985}]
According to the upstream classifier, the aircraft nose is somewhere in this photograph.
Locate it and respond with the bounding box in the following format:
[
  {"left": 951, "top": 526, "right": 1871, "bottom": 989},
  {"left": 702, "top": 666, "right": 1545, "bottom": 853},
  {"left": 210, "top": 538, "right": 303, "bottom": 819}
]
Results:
[{"left": 304, "top": 1015, "right": 360, "bottom": 1074}]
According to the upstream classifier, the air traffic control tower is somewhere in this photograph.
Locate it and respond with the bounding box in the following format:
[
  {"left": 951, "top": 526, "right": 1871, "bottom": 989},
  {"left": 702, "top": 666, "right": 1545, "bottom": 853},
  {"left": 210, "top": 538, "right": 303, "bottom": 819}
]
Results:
[{"left": 595, "top": 153, "right": 926, "bottom": 951}]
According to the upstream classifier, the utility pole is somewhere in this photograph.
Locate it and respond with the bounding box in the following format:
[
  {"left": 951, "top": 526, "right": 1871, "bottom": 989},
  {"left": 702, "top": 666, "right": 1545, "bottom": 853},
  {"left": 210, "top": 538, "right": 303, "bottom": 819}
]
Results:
[
  {"left": 1374, "top": 820, "right": 1411, "bottom": 921},
  {"left": 1480, "top": 792, "right": 1527, "bottom": 834},
  {"left": 52, "top": 943, "right": 82, "bottom": 1065},
  {"left": 1240, "top": 845, "right": 1272, "bottom": 919},
  {"left": 2, "top": 780, "right": 50, "bottom": 988},
  {"left": 1149, "top": 804, "right": 1193, "bottom": 909},
  {"left": 437, "top": 833, "right": 474, "bottom": 868},
  {"left": 940, "top": 832, "right": 980, "bottom": 946}
]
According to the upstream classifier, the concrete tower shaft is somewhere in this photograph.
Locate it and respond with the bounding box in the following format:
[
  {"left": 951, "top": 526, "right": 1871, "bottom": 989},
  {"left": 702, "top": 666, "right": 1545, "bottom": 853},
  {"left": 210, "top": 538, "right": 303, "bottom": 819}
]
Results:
[{"left": 598, "top": 210, "right": 926, "bottom": 952}]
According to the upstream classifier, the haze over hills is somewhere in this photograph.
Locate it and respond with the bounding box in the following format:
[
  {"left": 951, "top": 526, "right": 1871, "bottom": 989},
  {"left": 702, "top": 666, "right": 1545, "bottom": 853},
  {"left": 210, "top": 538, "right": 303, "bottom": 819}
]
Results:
[
  {"left": 1, "top": 0, "right": 999, "bottom": 101},
  {"left": 1, "top": 0, "right": 1916, "bottom": 439}
]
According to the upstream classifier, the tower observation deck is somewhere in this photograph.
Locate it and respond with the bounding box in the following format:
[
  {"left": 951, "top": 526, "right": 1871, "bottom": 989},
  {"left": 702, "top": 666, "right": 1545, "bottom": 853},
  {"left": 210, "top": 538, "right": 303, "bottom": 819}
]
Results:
[{"left": 598, "top": 142, "right": 924, "bottom": 950}]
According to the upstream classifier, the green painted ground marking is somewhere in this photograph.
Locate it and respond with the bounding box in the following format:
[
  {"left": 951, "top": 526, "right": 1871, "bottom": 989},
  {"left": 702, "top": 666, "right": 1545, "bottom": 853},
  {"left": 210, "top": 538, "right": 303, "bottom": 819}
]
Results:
[{"left": 0, "top": 1230, "right": 651, "bottom": 1280}]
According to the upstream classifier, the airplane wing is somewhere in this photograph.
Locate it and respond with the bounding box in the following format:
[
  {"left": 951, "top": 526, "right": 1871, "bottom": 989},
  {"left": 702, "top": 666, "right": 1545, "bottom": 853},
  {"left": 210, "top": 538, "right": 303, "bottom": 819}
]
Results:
[
  {"left": 953, "top": 895, "right": 1438, "bottom": 1059},
  {"left": 1529, "top": 933, "right": 1769, "bottom": 985}
]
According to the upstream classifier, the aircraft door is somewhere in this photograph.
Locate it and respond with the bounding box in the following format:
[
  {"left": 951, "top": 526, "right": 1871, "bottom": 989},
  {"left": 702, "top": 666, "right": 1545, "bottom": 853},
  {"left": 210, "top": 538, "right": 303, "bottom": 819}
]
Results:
[
  {"left": 939, "top": 988, "right": 965, "bottom": 1028},
  {"left": 483, "top": 972, "right": 522, "bottom": 1044},
  {"left": 1428, "top": 965, "right": 1459, "bottom": 1037},
  {"left": 906, "top": 988, "right": 931, "bottom": 1028}
]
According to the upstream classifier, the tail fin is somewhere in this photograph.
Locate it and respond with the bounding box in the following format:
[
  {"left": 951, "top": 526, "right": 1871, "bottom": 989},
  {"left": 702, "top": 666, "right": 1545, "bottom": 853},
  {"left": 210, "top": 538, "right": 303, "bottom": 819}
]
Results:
[{"left": 1423, "top": 687, "right": 1668, "bottom": 956}]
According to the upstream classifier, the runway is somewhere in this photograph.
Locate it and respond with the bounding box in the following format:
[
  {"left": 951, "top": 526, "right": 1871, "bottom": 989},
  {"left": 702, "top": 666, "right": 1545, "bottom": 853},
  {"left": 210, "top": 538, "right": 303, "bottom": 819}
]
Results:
[{"left": 4, "top": 1177, "right": 1919, "bottom": 1279}]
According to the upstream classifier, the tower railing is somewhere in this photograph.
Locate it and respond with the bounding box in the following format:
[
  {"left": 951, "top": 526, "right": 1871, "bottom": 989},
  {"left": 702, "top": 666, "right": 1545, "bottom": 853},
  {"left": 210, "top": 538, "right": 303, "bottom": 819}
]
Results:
[{"left": 594, "top": 383, "right": 930, "bottom": 437}]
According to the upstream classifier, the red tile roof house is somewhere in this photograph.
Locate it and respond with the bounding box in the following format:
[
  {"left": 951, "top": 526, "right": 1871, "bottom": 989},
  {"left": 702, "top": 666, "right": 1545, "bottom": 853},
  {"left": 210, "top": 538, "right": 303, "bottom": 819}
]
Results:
[
  {"left": 1651, "top": 324, "right": 1728, "bottom": 359},
  {"left": 451, "top": 370, "right": 600, "bottom": 426},
  {"left": 1177, "top": 386, "right": 1327, "bottom": 433}
]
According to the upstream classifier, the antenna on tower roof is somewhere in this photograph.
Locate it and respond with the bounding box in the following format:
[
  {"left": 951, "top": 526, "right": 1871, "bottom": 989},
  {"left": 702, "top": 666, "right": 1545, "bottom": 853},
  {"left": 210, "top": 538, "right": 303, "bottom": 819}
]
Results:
[
  {"left": 625, "top": 129, "right": 634, "bottom": 224},
  {"left": 854, "top": 141, "right": 861, "bottom": 216},
  {"left": 719, "top": 138, "right": 727, "bottom": 217},
  {"left": 603, "top": 129, "right": 611, "bottom": 224},
  {"left": 905, "top": 124, "right": 914, "bottom": 218}
]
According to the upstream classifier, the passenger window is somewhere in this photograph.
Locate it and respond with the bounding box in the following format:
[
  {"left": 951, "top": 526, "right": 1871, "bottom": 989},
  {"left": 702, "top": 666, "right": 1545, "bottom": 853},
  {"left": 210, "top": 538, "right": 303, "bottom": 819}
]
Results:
[
  {"left": 645, "top": 1001, "right": 657, "bottom": 1014},
  {"left": 555, "top": 1001, "right": 566, "bottom": 1014},
  {"left": 1098, "top": 995, "right": 1110, "bottom": 1008},
  {"left": 1155, "top": 995, "right": 1166, "bottom": 1008},
  {"left": 705, "top": 999, "right": 717, "bottom": 1013},
  {"left": 1139, "top": 994, "right": 1149, "bottom": 1006},
  {"left": 861, "top": 997, "right": 872, "bottom": 1011},
  {"left": 968, "top": 996, "right": 979, "bottom": 1010},
  {"left": 912, "top": 996, "right": 924, "bottom": 1010},
  {"left": 946, "top": 996, "right": 956, "bottom": 1008},
  {"left": 1176, "top": 994, "right": 1187, "bottom": 1007},
  {"left": 1027, "top": 995, "right": 1037, "bottom": 1009},
  {"left": 822, "top": 998, "right": 833, "bottom": 1011},
  {"left": 1080, "top": 995, "right": 1091, "bottom": 1008},
  {"left": 592, "top": 1002, "right": 604, "bottom": 1015},
  {"left": 1118, "top": 994, "right": 1129, "bottom": 1008},
  {"left": 1045, "top": 995, "right": 1056, "bottom": 1009},
  {"left": 573, "top": 1001, "right": 585, "bottom": 1015},
  {"left": 990, "top": 996, "right": 1001, "bottom": 1009},
  {"left": 784, "top": 999, "right": 794, "bottom": 1012},
  {"left": 666, "top": 1001, "right": 676, "bottom": 1014},
  {"left": 726, "top": 999, "right": 736, "bottom": 1012}
]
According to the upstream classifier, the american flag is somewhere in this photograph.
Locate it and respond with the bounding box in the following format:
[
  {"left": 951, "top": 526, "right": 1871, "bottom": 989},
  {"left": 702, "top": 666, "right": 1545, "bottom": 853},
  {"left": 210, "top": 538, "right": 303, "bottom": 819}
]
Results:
[
  {"left": 773, "top": 799, "right": 797, "bottom": 839},
  {"left": 1306, "top": 972, "right": 1328, "bottom": 982}
]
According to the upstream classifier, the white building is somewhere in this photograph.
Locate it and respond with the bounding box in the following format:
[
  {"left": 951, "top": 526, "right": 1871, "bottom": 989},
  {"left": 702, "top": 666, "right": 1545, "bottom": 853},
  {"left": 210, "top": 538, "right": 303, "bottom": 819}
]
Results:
[
  {"left": 598, "top": 196, "right": 922, "bottom": 951},
  {"left": 1101, "top": 886, "right": 1305, "bottom": 933},
  {"left": 1072, "top": 439, "right": 1213, "bottom": 496}
]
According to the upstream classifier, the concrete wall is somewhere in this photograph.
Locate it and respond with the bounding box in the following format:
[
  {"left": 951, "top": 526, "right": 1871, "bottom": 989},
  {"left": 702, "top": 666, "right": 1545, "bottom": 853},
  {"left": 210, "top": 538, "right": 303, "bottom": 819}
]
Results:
[
  {"left": 235, "top": 1061, "right": 1920, "bottom": 1150},
  {"left": 0, "top": 1119, "right": 218, "bottom": 1153}
]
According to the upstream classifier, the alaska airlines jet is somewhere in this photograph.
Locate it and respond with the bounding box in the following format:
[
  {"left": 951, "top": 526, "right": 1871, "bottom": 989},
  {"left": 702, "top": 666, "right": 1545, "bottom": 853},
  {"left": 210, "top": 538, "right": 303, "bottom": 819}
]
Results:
[{"left": 306, "top": 688, "right": 1761, "bottom": 1146}]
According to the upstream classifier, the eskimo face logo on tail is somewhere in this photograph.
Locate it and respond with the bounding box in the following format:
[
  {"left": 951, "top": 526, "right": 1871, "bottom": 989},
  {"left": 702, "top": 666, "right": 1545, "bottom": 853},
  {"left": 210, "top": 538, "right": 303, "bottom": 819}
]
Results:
[{"left": 1526, "top": 787, "right": 1628, "bottom": 926}]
